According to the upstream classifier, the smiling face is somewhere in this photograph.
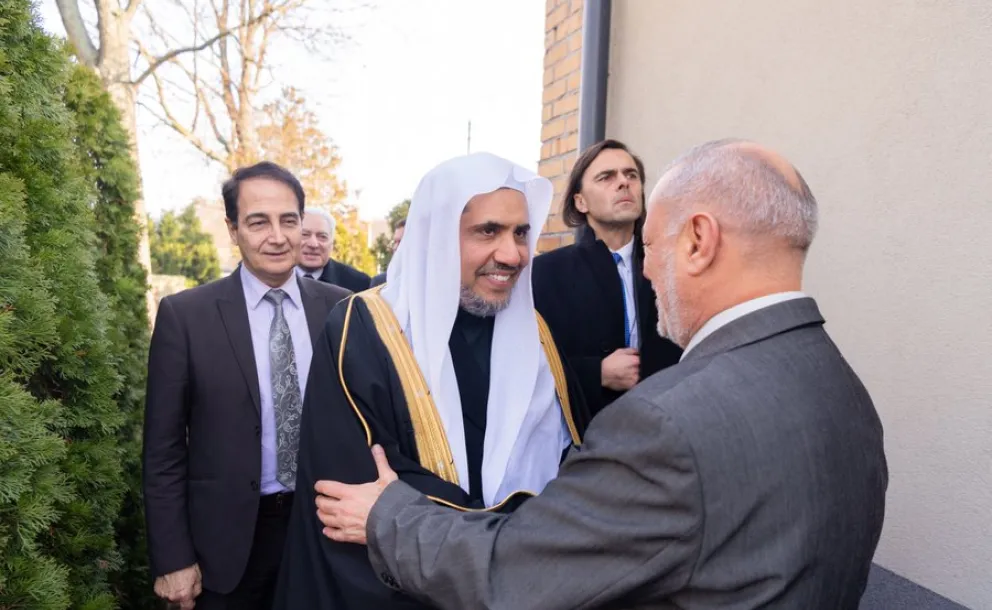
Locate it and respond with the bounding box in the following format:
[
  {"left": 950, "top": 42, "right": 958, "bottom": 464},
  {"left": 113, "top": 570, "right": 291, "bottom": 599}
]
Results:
[
  {"left": 458, "top": 188, "right": 530, "bottom": 316},
  {"left": 226, "top": 177, "right": 302, "bottom": 287},
  {"left": 574, "top": 147, "right": 644, "bottom": 230},
  {"left": 299, "top": 212, "right": 333, "bottom": 272}
]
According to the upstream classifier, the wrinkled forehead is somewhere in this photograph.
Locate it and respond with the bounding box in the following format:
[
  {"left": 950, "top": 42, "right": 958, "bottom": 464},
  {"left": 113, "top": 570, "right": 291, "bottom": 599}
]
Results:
[{"left": 584, "top": 147, "right": 640, "bottom": 181}]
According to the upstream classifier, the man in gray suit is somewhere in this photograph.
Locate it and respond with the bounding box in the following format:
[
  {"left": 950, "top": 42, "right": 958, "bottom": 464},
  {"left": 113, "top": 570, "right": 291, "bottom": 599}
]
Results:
[{"left": 313, "top": 139, "right": 889, "bottom": 609}]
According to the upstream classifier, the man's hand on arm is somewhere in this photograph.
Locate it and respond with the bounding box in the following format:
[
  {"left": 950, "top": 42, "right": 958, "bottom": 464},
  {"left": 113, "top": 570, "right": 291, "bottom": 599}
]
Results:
[
  {"left": 316, "top": 444, "right": 398, "bottom": 545},
  {"left": 153, "top": 563, "right": 201, "bottom": 610},
  {"left": 602, "top": 347, "right": 640, "bottom": 391}
]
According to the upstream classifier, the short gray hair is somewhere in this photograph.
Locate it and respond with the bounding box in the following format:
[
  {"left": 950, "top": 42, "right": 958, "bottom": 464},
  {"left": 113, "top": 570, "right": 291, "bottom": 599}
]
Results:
[
  {"left": 655, "top": 139, "right": 818, "bottom": 251},
  {"left": 303, "top": 207, "right": 336, "bottom": 234}
]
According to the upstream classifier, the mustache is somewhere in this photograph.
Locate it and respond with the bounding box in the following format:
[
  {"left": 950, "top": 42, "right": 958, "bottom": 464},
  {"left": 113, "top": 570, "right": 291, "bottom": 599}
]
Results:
[{"left": 476, "top": 262, "right": 519, "bottom": 276}]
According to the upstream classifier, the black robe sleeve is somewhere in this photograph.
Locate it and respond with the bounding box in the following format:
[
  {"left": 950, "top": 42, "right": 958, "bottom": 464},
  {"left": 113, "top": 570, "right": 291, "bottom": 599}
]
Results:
[{"left": 273, "top": 297, "right": 485, "bottom": 610}]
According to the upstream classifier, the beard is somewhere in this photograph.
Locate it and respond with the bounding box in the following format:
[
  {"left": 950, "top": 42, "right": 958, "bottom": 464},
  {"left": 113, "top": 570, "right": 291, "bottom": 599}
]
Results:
[
  {"left": 459, "top": 285, "right": 511, "bottom": 317},
  {"left": 459, "top": 262, "right": 518, "bottom": 317},
  {"left": 654, "top": 250, "right": 689, "bottom": 347}
]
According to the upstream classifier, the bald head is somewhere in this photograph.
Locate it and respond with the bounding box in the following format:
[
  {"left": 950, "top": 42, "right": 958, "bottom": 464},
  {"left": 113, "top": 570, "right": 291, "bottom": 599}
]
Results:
[
  {"left": 731, "top": 142, "right": 805, "bottom": 190},
  {"left": 649, "top": 139, "right": 818, "bottom": 251},
  {"left": 642, "top": 139, "right": 817, "bottom": 348}
]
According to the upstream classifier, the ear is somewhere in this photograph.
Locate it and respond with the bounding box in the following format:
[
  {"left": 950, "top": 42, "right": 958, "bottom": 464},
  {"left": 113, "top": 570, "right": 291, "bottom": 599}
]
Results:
[
  {"left": 573, "top": 193, "right": 589, "bottom": 214},
  {"left": 225, "top": 217, "right": 238, "bottom": 245},
  {"left": 684, "top": 212, "right": 720, "bottom": 276}
]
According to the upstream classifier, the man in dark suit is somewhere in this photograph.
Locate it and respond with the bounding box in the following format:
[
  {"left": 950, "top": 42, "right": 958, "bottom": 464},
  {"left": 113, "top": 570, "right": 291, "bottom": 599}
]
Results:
[
  {"left": 312, "top": 139, "right": 889, "bottom": 609},
  {"left": 533, "top": 139, "right": 682, "bottom": 417},
  {"left": 370, "top": 218, "right": 405, "bottom": 287},
  {"left": 298, "top": 206, "right": 371, "bottom": 292},
  {"left": 143, "top": 162, "right": 350, "bottom": 610}
]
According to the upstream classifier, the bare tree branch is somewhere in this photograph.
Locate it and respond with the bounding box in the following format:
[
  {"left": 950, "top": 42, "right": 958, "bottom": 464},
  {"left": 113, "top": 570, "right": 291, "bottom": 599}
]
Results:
[
  {"left": 125, "top": 0, "right": 142, "bottom": 21},
  {"left": 125, "top": 0, "right": 361, "bottom": 175},
  {"left": 55, "top": 0, "right": 99, "bottom": 66},
  {"left": 93, "top": 0, "right": 115, "bottom": 65},
  {"left": 140, "top": 2, "right": 183, "bottom": 48},
  {"left": 177, "top": 43, "right": 232, "bottom": 156},
  {"left": 252, "top": 18, "right": 275, "bottom": 91},
  {"left": 239, "top": 0, "right": 256, "bottom": 110},
  {"left": 142, "top": 60, "right": 228, "bottom": 167},
  {"left": 131, "top": 4, "right": 276, "bottom": 87},
  {"left": 216, "top": 0, "right": 240, "bottom": 151},
  {"left": 168, "top": 0, "right": 199, "bottom": 35}
]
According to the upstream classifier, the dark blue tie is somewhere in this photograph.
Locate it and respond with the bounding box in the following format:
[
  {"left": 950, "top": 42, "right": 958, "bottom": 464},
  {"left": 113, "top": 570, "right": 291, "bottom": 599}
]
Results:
[{"left": 612, "top": 252, "right": 631, "bottom": 347}]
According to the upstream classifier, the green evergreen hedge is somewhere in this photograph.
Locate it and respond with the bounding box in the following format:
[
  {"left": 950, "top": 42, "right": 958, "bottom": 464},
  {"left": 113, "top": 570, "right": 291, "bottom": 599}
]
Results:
[
  {"left": 65, "top": 61, "right": 155, "bottom": 610},
  {"left": 1, "top": 1, "right": 151, "bottom": 607}
]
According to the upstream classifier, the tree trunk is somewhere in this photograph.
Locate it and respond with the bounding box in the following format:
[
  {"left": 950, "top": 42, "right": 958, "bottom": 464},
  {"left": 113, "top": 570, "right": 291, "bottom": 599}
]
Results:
[{"left": 95, "top": 9, "right": 159, "bottom": 325}]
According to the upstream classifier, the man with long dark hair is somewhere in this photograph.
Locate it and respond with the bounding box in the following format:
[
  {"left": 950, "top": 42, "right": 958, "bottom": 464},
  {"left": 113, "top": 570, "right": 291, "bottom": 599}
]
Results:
[{"left": 533, "top": 139, "right": 682, "bottom": 416}]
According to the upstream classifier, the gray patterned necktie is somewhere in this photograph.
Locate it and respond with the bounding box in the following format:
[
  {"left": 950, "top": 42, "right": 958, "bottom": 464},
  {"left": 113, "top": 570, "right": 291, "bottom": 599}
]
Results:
[{"left": 263, "top": 289, "right": 303, "bottom": 489}]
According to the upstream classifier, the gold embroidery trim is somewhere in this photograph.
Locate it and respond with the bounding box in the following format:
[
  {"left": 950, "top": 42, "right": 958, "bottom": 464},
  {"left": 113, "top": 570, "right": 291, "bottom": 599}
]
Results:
[
  {"left": 536, "top": 312, "right": 582, "bottom": 447},
  {"left": 338, "top": 295, "right": 371, "bottom": 445},
  {"left": 427, "top": 490, "right": 534, "bottom": 513},
  {"left": 359, "top": 287, "right": 460, "bottom": 486},
  {"left": 336, "top": 287, "right": 584, "bottom": 511}
]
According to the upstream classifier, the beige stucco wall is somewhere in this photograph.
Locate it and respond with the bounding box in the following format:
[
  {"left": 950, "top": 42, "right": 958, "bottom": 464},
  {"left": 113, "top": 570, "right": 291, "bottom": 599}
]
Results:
[{"left": 605, "top": 1, "right": 992, "bottom": 607}]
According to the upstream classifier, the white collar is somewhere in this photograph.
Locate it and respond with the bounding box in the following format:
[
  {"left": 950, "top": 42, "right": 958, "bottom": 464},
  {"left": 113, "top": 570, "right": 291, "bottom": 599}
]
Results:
[
  {"left": 296, "top": 264, "right": 325, "bottom": 279},
  {"left": 680, "top": 291, "right": 807, "bottom": 360},
  {"left": 241, "top": 265, "right": 302, "bottom": 310},
  {"left": 611, "top": 238, "right": 634, "bottom": 264}
]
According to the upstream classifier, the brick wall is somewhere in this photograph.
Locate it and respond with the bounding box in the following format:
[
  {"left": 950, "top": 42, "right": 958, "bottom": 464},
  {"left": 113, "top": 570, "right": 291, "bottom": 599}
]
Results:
[{"left": 538, "top": 0, "right": 584, "bottom": 253}]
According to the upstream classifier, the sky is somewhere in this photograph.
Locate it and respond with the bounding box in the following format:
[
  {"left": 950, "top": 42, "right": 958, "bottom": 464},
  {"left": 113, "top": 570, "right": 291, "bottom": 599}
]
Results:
[{"left": 35, "top": 0, "right": 546, "bottom": 221}]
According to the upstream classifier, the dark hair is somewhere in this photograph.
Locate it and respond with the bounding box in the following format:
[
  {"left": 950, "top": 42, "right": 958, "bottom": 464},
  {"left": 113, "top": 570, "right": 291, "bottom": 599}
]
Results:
[
  {"left": 394, "top": 218, "right": 406, "bottom": 230},
  {"left": 561, "top": 139, "right": 647, "bottom": 228},
  {"left": 221, "top": 161, "right": 305, "bottom": 225}
]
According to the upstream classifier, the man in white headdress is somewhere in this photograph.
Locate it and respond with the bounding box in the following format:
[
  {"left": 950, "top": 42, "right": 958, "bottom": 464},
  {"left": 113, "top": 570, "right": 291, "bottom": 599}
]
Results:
[{"left": 272, "top": 152, "right": 590, "bottom": 609}]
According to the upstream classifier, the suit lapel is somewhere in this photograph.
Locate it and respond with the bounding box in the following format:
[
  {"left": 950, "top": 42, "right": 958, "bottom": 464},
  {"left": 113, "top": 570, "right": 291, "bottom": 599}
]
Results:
[
  {"left": 217, "top": 272, "right": 261, "bottom": 416},
  {"left": 298, "top": 277, "right": 326, "bottom": 346},
  {"left": 630, "top": 237, "right": 647, "bottom": 326},
  {"left": 576, "top": 231, "right": 626, "bottom": 338}
]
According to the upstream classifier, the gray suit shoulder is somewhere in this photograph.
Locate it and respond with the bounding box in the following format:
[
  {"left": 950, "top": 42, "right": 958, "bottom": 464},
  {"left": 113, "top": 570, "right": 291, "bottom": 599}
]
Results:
[
  {"left": 618, "top": 324, "right": 886, "bottom": 607},
  {"left": 629, "top": 323, "right": 877, "bottom": 432}
]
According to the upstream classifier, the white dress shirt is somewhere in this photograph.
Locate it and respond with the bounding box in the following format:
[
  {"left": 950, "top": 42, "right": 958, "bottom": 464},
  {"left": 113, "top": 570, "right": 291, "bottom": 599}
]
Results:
[
  {"left": 680, "top": 291, "right": 808, "bottom": 360},
  {"left": 296, "top": 264, "right": 325, "bottom": 280},
  {"left": 611, "top": 239, "right": 640, "bottom": 349},
  {"left": 241, "top": 265, "right": 313, "bottom": 495}
]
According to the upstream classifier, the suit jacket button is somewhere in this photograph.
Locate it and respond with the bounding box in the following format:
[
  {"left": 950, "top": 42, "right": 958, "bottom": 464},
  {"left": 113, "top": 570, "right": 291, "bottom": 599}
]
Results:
[
  {"left": 254, "top": 425, "right": 261, "bottom": 437},
  {"left": 250, "top": 480, "right": 258, "bottom": 491}
]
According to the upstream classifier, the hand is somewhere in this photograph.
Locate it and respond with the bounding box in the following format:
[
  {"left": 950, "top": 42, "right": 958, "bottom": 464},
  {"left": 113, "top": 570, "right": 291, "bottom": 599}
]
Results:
[
  {"left": 316, "top": 444, "right": 398, "bottom": 545},
  {"left": 153, "top": 563, "right": 201, "bottom": 610},
  {"left": 602, "top": 347, "right": 640, "bottom": 391}
]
